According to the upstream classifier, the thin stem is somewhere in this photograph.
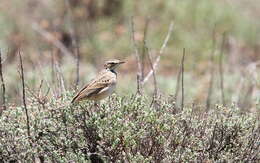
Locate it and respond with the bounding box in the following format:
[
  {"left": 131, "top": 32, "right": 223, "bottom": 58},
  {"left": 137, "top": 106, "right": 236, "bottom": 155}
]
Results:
[
  {"left": 130, "top": 17, "right": 142, "bottom": 94},
  {"left": 206, "top": 27, "right": 217, "bottom": 111},
  {"left": 18, "top": 50, "right": 31, "bottom": 140},
  {"left": 0, "top": 49, "right": 6, "bottom": 115},
  {"left": 219, "top": 32, "right": 226, "bottom": 106},
  {"left": 181, "top": 48, "right": 185, "bottom": 111},
  {"left": 141, "top": 18, "right": 150, "bottom": 80},
  {"left": 142, "top": 21, "right": 174, "bottom": 84},
  {"left": 174, "top": 59, "right": 182, "bottom": 103},
  {"left": 146, "top": 45, "right": 158, "bottom": 100},
  {"left": 76, "top": 45, "right": 80, "bottom": 89}
]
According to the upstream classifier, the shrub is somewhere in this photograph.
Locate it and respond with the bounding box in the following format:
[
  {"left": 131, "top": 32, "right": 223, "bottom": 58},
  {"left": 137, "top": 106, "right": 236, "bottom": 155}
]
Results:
[{"left": 0, "top": 93, "right": 259, "bottom": 162}]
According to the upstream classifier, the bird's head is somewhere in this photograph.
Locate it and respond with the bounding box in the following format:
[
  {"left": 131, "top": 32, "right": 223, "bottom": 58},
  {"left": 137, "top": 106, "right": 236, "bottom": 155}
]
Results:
[{"left": 104, "top": 59, "right": 125, "bottom": 70}]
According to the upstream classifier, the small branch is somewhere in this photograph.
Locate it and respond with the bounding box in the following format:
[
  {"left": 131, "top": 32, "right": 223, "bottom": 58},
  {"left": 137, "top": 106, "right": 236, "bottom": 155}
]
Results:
[
  {"left": 142, "top": 22, "right": 174, "bottom": 84},
  {"left": 25, "top": 82, "right": 48, "bottom": 109},
  {"left": 51, "top": 51, "right": 55, "bottom": 85},
  {"left": 174, "top": 63, "right": 182, "bottom": 102},
  {"left": 141, "top": 18, "right": 150, "bottom": 80},
  {"left": 146, "top": 45, "right": 158, "bottom": 99},
  {"left": 136, "top": 75, "right": 142, "bottom": 96},
  {"left": 206, "top": 27, "right": 217, "bottom": 111},
  {"left": 18, "top": 50, "right": 31, "bottom": 140},
  {"left": 181, "top": 48, "right": 185, "bottom": 111},
  {"left": 159, "top": 22, "right": 174, "bottom": 55},
  {"left": 130, "top": 17, "right": 142, "bottom": 94},
  {"left": 75, "top": 45, "right": 80, "bottom": 89},
  {"left": 206, "top": 59, "right": 215, "bottom": 111},
  {"left": 0, "top": 49, "right": 6, "bottom": 115},
  {"left": 219, "top": 32, "right": 226, "bottom": 106},
  {"left": 130, "top": 17, "right": 142, "bottom": 74}
]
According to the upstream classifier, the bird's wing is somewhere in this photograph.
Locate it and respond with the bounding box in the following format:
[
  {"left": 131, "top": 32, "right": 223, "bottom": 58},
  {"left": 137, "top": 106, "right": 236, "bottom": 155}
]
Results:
[{"left": 71, "top": 71, "right": 115, "bottom": 103}]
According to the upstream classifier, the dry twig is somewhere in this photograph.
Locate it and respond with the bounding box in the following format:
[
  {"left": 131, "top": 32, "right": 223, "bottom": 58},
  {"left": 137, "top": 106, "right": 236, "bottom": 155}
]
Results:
[
  {"left": 141, "top": 18, "right": 150, "bottom": 80},
  {"left": 50, "top": 51, "right": 57, "bottom": 97},
  {"left": 142, "top": 22, "right": 174, "bottom": 84},
  {"left": 75, "top": 45, "right": 80, "bottom": 89},
  {"left": 130, "top": 17, "right": 142, "bottom": 94},
  {"left": 206, "top": 27, "right": 217, "bottom": 111},
  {"left": 219, "top": 32, "right": 226, "bottom": 106},
  {"left": 174, "top": 63, "right": 182, "bottom": 102},
  {"left": 0, "top": 49, "right": 6, "bottom": 114},
  {"left": 181, "top": 48, "right": 185, "bottom": 110},
  {"left": 25, "top": 79, "right": 49, "bottom": 108},
  {"left": 18, "top": 50, "right": 31, "bottom": 140},
  {"left": 146, "top": 45, "right": 158, "bottom": 100}
]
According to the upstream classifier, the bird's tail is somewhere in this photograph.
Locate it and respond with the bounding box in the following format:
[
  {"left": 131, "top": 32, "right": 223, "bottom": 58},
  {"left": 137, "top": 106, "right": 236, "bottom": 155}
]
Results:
[{"left": 71, "top": 95, "right": 79, "bottom": 104}]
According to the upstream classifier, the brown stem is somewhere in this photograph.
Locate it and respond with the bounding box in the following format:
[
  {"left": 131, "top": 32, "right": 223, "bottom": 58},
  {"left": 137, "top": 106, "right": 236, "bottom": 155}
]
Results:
[
  {"left": 18, "top": 50, "right": 31, "bottom": 141},
  {"left": 142, "top": 22, "right": 174, "bottom": 84},
  {"left": 76, "top": 45, "right": 80, "bottom": 89},
  {"left": 206, "top": 27, "right": 217, "bottom": 111},
  {"left": 174, "top": 63, "right": 182, "bottom": 103},
  {"left": 219, "top": 32, "right": 226, "bottom": 106},
  {"left": 0, "top": 49, "right": 6, "bottom": 115},
  {"left": 141, "top": 18, "right": 150, "bottom": 80},
  {"left": 181, "top": 48, "right": 185, "bottom": 111},
  {"left": 146, "top": 45, "right": 158, "bottom": 100},
  {"left": 130, "top": 17, "right": 142, "bottom": 95}
]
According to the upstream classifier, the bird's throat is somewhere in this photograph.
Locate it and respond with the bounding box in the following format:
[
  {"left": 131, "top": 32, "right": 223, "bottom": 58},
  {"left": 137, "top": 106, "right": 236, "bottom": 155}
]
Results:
[{"left": 110, "top": 69, "right": 117, "bottom": 75}]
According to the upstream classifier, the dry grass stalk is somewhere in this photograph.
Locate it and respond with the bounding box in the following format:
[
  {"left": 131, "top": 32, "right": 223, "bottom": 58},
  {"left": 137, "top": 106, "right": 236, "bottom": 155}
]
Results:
[
  {"left": 181, "top": 48, "right": 185, "bottom": 110},
  {"left": 174, "top": 63, "right": 182, "bottom": 103},
  {"left": 130, "top": 17, "right": 142, "bottom": 94},
  {"left": 206, "top": 27, "right": 217, "bottom": 111},
  {"left": 219, "top": 32, "right": 226, "bottom": 106},
  {"left": 0, "top": 49, "right": 6, "bottom": 115},
  {"left": 146, "top": 45, "right": 158, "bottom": 101},
  {"left": 75, "top": 45, "right": 80, "bottom": 89},
  {"left": 141, "top": 18, "right": 150, "bottom": 80},
  {"left": 50, "top": 50, "right": 57, "bottom": 97},
  {"left": 142, "top": 22, "right": 174, "bottom": 84},
  {"left": 18, "top": 50, "right": 31, "bottom": 141},
  {"left": 25, "top": 81, "right": 49, "bottom": 110}
]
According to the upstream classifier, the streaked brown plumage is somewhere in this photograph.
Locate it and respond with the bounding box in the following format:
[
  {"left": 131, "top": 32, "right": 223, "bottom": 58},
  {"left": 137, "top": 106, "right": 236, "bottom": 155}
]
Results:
[{"left": 71, "top": 59, "right": 124, "bottom": 103}]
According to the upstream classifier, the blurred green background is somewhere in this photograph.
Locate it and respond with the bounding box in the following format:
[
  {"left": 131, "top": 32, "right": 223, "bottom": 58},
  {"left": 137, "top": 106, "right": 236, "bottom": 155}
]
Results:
[{"left": 0, "top": 0, "right": 259, "bottom": 111}]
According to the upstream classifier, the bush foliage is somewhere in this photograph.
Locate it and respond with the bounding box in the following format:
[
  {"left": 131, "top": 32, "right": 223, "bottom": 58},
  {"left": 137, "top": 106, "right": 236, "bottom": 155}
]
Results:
[{"left": 0, "top": 93, "right": 259, "bottom": 162}]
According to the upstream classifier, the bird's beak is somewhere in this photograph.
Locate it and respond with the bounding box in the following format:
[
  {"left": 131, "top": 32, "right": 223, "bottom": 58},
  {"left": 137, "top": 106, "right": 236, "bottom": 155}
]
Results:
[{"left": 119, "top": 61, "right": 125, "bottom": 64}]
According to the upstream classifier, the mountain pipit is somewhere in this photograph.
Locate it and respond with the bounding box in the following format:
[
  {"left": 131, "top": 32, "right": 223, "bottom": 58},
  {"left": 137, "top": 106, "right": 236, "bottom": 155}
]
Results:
[{"left": 71, "top": 59, "right": 125, "bottom": 103}]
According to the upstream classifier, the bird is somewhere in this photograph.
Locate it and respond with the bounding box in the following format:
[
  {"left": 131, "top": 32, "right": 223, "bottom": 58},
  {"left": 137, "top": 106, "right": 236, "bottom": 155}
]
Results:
[{"left": 71, "top": 59, "right": 125, "bottom": 103}]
